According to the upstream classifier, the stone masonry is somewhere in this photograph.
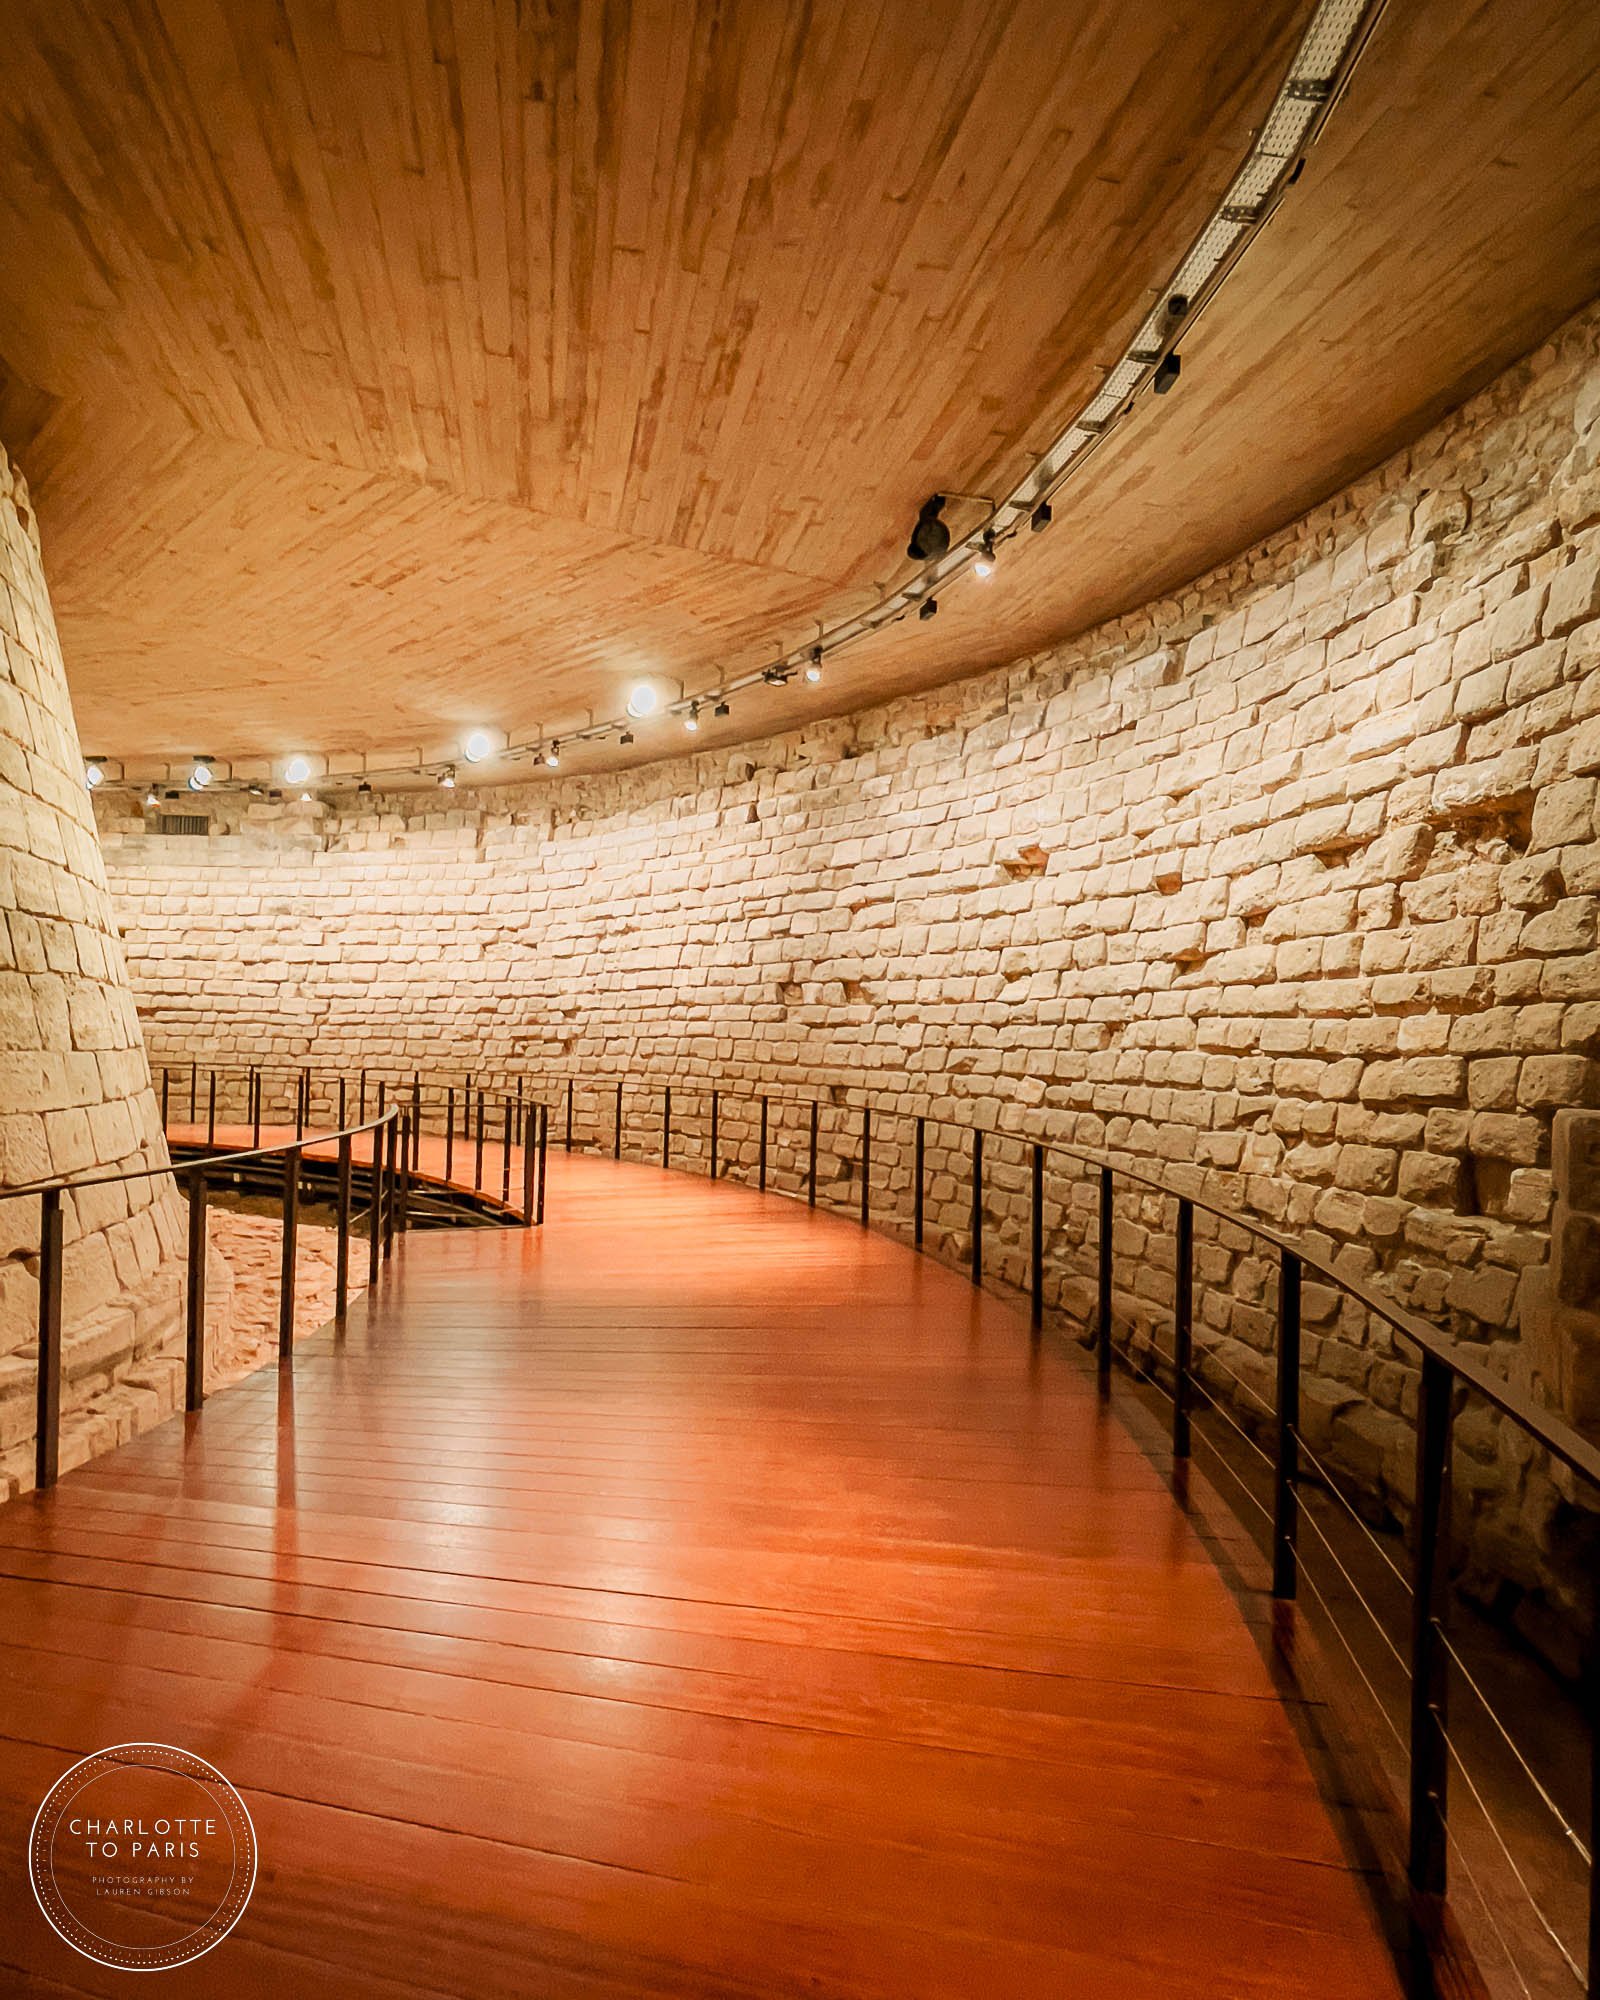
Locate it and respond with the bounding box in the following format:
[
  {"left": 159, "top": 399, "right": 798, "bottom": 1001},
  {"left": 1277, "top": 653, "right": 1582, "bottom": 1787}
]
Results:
[
  {"left": 99, "top": 297, "right": 1600, "bottom": 1656},
  {"left": 0, "top": 439, "right": 191, "bottom": 1495}
]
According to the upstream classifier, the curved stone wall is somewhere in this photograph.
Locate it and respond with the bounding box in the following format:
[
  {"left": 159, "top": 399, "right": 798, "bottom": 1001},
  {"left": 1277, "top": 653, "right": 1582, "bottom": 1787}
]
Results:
[
  {"left": 99, "top": 298, "right": 1600, "bottom": 1648},
  {"left": 0, "top": 441, "right": 187, "bottom": 1494}
]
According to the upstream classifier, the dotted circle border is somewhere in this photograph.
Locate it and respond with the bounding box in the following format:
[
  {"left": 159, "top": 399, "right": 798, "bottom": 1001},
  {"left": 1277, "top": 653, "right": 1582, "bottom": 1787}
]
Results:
[{"left": 28, "top": 1742, "right": 257, "bottom": 1971}]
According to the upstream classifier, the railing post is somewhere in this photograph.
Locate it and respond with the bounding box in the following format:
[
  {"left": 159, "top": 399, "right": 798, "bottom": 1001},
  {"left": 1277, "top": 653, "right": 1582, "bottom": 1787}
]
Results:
[
  {"left": 662, "top": 1087, "right": 671, "bottom": 1171},
  {"left": 35, "top": 1187, "right": 63, "bottom": 1490},
  {"left": 474, "top": 1089, "right": 485, "bottom": 1191},
  {"left": 971, "top": 1128, "right": 983, "bottom": 1285},
  {"left": 614, "top": 1082, "right": 623, "bottom": 1160},
  {"left": 808, "top": 1102, "right": 818, "bottom": 1207},
  {"left": 860, "top": 1106, "right": 871, "bottom": 1227},
  {"left": 278, "top": 1148, "right": 300, "bottom": 1362},
  {"left": 1589, "top": 1632, "right": 1600, "bottom": 2000},
  {"left": 385, "top": 1115, "right": 399, "bottom": 1256},
  {"left": 206, "top": 1069, "right": 216, "bottom": 1145},
  {"left": 186, "top": 1167, "right": 207, "bottom": 1410},
  {"left": 1409, "top": 1351, "right": 1453, "bottom": 1899},
  {"left": 445, "top": 1088, "right": 455, "bottom": 1181},
  {"left": 397, "top": 1113, "right": 412, "bottom": 1234},
  {"left": 295, "top": 1068, "right": 306, "bottom": 1140},
  {"left": 522, "top": 1111, "right": 537, "bottom": 1225},
  {"left": 537, "top": 1103, "right": 548, "bottom": 1224},
  {"left": 188, "top": 1059, "right": 197, "bottom": 1122},
  {"left": 501, "top": 1099, "right": 513, "bottom": 1204},
  {"left": 1096, "top": 1166, "right": 1113, "bottom": 1388},
  {"left": 1272, "top": 1249, "right": 1302, "bottom": 1600},
  {"left": 565, "top": 1078, "right": 574, "bottom": 1152},
  {"left": 710, "top": 1090, "right": 719, "bottom": 1180},
  {"left": 914, "top": 1116, "right": 925, "bottom": 1249},
  {"left": 337, "top": 1075, "right": 346, "bottom": 1131},
  {"left": 335, "top": 1133, "right": 352, "bottom": 1319},
  {"left": 367, "top": 1121, "right": 383, "bottom": 1287},
  {"left": 251, "top": 1067, "right": 261, "bottom": 1146},
  {"left": 161, "top": 1066, "right": 170, "bottom": 1125},
  {"left": 359, "top": 1068, "right": 368, "bottom": 1121},
  {"left": 1173, "top": 1197, "right": 1193, "bottom": 1459},
  {"left": 1030, "top": 1144, "right": 1044, "bottom": 1331},
  {"left": 759, "top": 1096, "right": 769, "bottom": 1192},
  {"left": 412, "top": 1074, "right": 422, "bottom": 1170}
]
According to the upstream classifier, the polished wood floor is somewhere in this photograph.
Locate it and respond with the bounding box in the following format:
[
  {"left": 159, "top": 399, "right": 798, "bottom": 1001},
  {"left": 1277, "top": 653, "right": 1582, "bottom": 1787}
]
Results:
[{"left": 0, "top": 1150, "right": 1405, "bottom": 1996}]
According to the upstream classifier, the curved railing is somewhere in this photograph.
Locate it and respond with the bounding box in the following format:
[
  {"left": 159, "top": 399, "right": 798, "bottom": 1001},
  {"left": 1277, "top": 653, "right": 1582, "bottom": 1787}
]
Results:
[
  {"left": 3, "top": 1082, "right": 552, "bottom": 1497},
  {"left": 149, "top": 1054, "right": 1599, "bottom": 1991}
]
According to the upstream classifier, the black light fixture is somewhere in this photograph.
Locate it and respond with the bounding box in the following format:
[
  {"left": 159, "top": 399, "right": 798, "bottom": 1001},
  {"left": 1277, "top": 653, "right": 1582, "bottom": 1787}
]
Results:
[
  {"left": 973, "top": 530, "right": 997, "bottom": 579},
  {"left": 906, "top": 495, "right": 951, "bottom": 563},
  {"left": 918, "top": 596, "right": 939, "bottom": 621},
  {"left": 1152, "top": 352, "right": 1181, "bottom": 395},
  {"left": 763, "top": 664, "right": 791, "bottom": 685},
  {"left": 684, "top": 702, "right": 700, "bottom": 733},
  {"left": 544, "top": 740, "right": 561, "bottom": 767},
  {"left": 713, "top": 699, "right": 730, "bottom": 718},
  {"left": 619, "top": 729, "right": 634, "bottom": 746},
  {"left": 1031, "top": 501, "right": 1052, "bottom": 533},
  {"left": 805, "top": 646, "right": 823, "bottom": 684}
]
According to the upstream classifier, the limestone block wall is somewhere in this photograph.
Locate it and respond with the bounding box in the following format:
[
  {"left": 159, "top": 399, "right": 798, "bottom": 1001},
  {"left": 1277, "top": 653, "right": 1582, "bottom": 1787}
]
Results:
[
  {"left": 0, "top": 441, "right": 190, "bottom": 1494},
  {"left": 99, "top": 298, "right": 1600, "bottom": 1648}
]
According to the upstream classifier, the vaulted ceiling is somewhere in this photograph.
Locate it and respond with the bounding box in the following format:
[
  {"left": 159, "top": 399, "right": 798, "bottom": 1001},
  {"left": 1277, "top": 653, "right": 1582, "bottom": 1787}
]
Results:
[{"left": 1, "top": 0, "right": 1598, "bottom": 780}]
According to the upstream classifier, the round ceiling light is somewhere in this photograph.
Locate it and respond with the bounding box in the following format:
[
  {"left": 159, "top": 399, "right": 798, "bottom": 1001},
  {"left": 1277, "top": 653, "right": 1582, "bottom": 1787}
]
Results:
[
  {"left": 188, "top": 762, "right": 213, "bottom": 791},
  {"left": 283, "top": 754, "right": 312, "bottom": 785},
  {"left": 462, "top": 728, "right": 495, "bottom": 763},
  {"left": 626, "top": 680, "right": 663, "bottom": 719}
]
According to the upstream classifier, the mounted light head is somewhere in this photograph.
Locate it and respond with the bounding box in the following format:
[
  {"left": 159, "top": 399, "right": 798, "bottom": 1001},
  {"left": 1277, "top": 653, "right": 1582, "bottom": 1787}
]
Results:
[{"left": 906, "top": 495, "right": 951, "bottom": 563}]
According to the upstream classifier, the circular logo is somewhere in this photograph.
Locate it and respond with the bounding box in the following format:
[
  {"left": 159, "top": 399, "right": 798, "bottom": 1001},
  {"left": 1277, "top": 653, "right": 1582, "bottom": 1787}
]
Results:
[{"left": 29, "top": 1742, "right": 256, "bottom": 1971}]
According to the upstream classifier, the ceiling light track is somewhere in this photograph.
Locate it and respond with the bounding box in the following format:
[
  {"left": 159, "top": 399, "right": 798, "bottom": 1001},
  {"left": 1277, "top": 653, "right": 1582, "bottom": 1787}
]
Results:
[{"left": 90, "top": 0, "right": 1384, "bottom": 799}]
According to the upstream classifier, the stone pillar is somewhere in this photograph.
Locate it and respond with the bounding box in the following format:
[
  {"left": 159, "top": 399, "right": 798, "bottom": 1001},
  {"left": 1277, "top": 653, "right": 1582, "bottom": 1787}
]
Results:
[{"left": 0, "top": 439, "right": 187, "bottom": 1493}]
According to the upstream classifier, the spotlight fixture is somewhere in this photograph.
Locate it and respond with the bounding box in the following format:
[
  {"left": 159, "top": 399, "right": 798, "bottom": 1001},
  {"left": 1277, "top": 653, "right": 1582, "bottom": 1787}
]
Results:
[
  {"left": 357, "top": 780, "right": 372, "bottom": 795},
  {"left": 299, "top": 792, "right": 312, "bottom": 803},
  {"left": 972, "top": 531, "right": 997, "bottom": 579},
  {"left": 1152, "top": 352, "right": 1181, "bottom": 395},
  {"left": 684, "top": 703, "right": 700, "bottom": 733},
  {"left": 188, "top": 761, "right": 213, "bottom": 791},
  {"left": 462, "top": 727, "right": 495, "bottom": 763},
  {"left": 438, "top": 766, "right": 457, "bottom": 790},
  {"left": 918, "top": 596, "right": 939, "bottom": 621},
  {"left": 805, "top": 647, "right": 823, "bottom": 684},
  {"left": 84, "top": 761, "right": 104, "bottom": 789},
  {"left": 1167, "top": 293, "right": 1189, "bottom": 319},
  {"left": 763, "top": 664, "right": 791, "bottom": 686},
  {"left": 713, "top": 699, "right": 730, "bottom": 718},
  {"left": 619, "top": 729, "right": 635, "bottom": 746},
  {"left": 1031, "top": 501, "right": 1052, "bottom": 533},
  {"left": 544, "top": 740, "right": 561, "bottom": 768},
  {"left": 626, "top": 681, "right": 662, "bottom": 719},
  {"left": 283, "top": 754, "right": 312, "bottom": 785},
  {"left": 144, "top": 789, "right": 159, "bottom": 807},
  {"left": 906, "top": 494, "right": 951, "bottom": 563}
]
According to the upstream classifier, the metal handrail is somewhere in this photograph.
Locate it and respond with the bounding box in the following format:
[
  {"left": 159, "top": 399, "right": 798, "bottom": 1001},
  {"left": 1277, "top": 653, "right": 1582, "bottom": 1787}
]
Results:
[
  {"left": 115, "top": 1053, "right": 1600, "bottom": 1989},
  {"left": 9, "top": 1084, "right": 551, "bottom": 1502}
]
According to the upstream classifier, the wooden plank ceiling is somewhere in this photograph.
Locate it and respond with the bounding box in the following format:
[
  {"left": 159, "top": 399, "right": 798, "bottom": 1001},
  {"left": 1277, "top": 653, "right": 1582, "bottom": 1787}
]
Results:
[{"left": 0, "top": 0, "right": 1597, "bottom": 774}]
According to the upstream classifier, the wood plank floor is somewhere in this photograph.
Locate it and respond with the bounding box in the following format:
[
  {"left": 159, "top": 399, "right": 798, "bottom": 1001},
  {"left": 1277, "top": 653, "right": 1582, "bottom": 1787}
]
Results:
[{"left": 0, "top": 1150, "right": 1405, "bottom": 1997}]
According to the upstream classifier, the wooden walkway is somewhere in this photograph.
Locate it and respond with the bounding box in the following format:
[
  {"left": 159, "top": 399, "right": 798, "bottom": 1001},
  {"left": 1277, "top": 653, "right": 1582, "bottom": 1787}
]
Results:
[{"left": 0, "top": 1149, "right": 1403, "bottom": 1997}]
